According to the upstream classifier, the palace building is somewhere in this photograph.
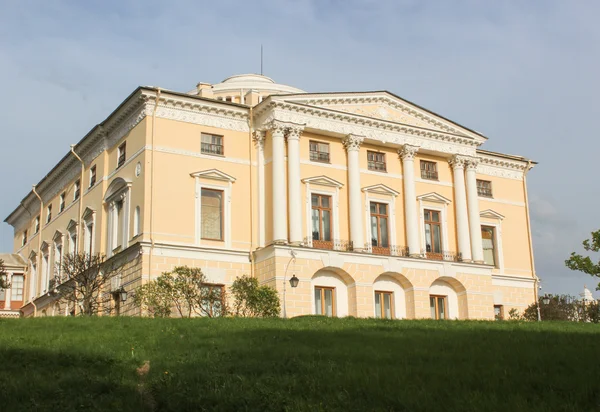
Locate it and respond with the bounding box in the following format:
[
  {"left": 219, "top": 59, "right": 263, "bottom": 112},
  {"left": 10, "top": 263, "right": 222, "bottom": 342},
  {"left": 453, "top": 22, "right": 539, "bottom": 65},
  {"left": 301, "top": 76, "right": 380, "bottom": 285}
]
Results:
[{"left": 1, "top": 73, "right": 538, "bottom": 319}]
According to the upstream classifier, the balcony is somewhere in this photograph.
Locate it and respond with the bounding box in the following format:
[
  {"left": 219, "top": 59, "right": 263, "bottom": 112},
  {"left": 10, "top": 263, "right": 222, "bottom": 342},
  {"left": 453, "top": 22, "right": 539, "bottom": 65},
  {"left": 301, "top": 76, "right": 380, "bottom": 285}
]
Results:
[
  {"left": 421, "top": 170, "right": 438, "bottom": 180},
  {"left": 310, "top": 150, "right": 330, "bottom": 163},
  {"left": 365, "top": 244, "right": 410, "bottom": 257},
  {"left": 477, "top": 187, "right": 493, "bottom": 197},
  {"left": 303, "top": 237, "right": 353, "bottom": 252},
  {"left": 368, "top": 161, "right": 386, "bottom": 172},
  {"left": 201, "top": 143, "right": 224, "bottom": 156},
  {"left": 422, "top": 249, "right": 461, "bottom": 262}
]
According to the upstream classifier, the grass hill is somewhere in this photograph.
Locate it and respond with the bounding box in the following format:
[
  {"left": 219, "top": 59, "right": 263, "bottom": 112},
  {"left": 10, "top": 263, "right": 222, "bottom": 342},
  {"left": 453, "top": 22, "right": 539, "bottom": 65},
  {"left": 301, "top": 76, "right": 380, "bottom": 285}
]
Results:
[{"left": 0, "top": 317, "right": 598, "bottom": 411}]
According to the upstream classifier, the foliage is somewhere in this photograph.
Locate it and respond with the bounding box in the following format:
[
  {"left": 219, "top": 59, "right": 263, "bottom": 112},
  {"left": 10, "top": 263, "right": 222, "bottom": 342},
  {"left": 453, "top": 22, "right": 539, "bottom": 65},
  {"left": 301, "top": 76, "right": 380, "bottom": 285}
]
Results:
[
  {"left": 583, "top": 301, "right": 600, "bottom": 323},
  {"left": 57, "top": 253, "right": 122, "bottom": 316},
  {"left": 0, "top": 259, "right": 9, "bottom": 290},
  {"left": 507, "top": 308, "right": 520, "bottom": 320},
  {"left": 230, "top": 275, "right": 280, "bottom": 317},
  {"left": 1, "top": 317, "right": 600, "bottom": 411},
  {"left": 133, "top": 266, "right": 227, "bottom": 318},
  {"left": 565, "top": 229, "right": 600, "bottom": 290},
  {"left": 522, "top": 295, "right": 579, "bottom": 321}
]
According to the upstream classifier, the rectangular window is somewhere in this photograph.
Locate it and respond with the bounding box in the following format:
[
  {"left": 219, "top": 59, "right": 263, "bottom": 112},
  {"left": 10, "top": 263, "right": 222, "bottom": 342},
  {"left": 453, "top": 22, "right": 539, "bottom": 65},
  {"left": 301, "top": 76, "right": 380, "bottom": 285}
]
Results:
[
  {"left": 370, "top": 202, "right": 389, "bottom": 253},
  {"left": 117, "top": 142, "right": 126, "bottom": 168},
  {"left": 86, "top": 222, "right": 94, "bottom": 255},
  {"left": 200, "top": 284, "right": 225, "bottom": 317},
  {"left": 46, "top": 204, "right": 52, "bottom": 223},
  {"left": 494, "top": 305, "right": 504, "bottom": 320},
  {"left": 201, "top": 189, "right": 223, "bottom": 240},
  {"left": 22, "top": 230, "right": 28, "bottom": 247},
  {"left": 367, "top": 151, "right": 386, "bottom": 172},
  {"left": 477, "top": 179, "right": 493, "bottom": 197},
  {"left": 430, "top": 295, "right": 446, "bottom": 320},
  {"left": 374, "top": 291, "right": 393, "bottom": 319},
  {"left": 59, "top": 193, "right": 65, "bottom": 212},
  {"left": 34, "top": 216, "right": 40, "bottom": 234},
  {"left": 89, "top": 165, "right": 97, "bottom": 188},
  {"left": 420, "top": 160, "right": 438, "bottom": 180},
  {"left": 0, "top": 276, "right": 6, "bottom": 301},
  {"left": 201, "top": 133, "right": 224, "bottom": 155},
  {"left": 424, "top": 209, "right": 442, "bottom": 259},
  {"left": 309, "top": 141, "right": 330, "bottom": 163},
  {"left": 74, "top": 180, "right": 80, "bottom": 201},
  {"left": 311, "top": 194, "right": 332, "bottom": 249},
  {"left": 482, "top": 226, "right": 496, "bottom": 266},
  {"left": 11, "top": 274, "right": 24, "bottom": 303},
  {"left": 314, "top": 286, "right": 335, "bottom": 317}
]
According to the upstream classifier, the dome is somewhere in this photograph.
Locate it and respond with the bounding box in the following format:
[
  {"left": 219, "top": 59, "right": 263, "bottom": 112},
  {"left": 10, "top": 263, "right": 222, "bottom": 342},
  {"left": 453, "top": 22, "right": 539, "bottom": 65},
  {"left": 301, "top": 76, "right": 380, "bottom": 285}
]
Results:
[
  {"left": 211, "top": 73, "right": 304, "bottom": 95},
  {"left": 580, "top": 285, "right": 595, "bottom": 302}
]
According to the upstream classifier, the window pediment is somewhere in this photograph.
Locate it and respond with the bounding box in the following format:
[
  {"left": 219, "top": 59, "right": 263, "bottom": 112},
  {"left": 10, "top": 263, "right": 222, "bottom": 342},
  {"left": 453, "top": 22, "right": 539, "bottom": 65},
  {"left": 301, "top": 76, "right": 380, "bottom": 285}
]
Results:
[
  {"left": 52, "top": 230, "right": 64, "bottom": 242},
  {"left": 191, "top": 169, "right": 236, "bottom": 183},
  {"left": 66, "top": 219, "right": 78, "bottom": 233},
  {"left": 417, "top": 192, "right": 451, "bottom": 204},
  {"left": 361, "top": 184, "right": 399, "bottom": 197},
  {"left": 82, "top": 207, "right": 96, "bottom": 221},
  {"left": 302, "top": 175, "right": 343, "bottom": 188},
  {"left": 40, "top": 241, "right": 49, "bottom": 252},
  {"left": 104, "top": 177, "right": 131, "bottom": 202},
  {"left": 480, "top": 209, "right": 505, "bottom": 220}
]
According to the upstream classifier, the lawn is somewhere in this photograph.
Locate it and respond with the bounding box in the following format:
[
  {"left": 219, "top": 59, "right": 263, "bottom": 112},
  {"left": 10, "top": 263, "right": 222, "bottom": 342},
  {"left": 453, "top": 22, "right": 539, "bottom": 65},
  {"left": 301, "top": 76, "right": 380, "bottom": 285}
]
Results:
[{"left": 0, "top": 317, "right": 598, "bottom": 411}]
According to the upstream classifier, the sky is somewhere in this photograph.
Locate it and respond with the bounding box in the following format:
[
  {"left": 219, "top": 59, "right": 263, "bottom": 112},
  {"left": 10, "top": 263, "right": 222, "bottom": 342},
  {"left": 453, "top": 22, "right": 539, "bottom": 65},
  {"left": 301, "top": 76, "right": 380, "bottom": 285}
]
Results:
[{"left": 1, "top": 0, "right": 598, "bottom": 298}]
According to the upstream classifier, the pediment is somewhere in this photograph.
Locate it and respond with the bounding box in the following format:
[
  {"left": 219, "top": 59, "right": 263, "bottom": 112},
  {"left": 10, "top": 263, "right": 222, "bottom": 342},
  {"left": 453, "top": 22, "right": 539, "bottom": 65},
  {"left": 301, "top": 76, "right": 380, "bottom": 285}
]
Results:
[
  {"left": 191, "top": 169, "right": 236, "bottom": 183},
  {"left": 301, "top": 175, "right": 343, "bottom": 188},
  {"left": 417, "top": 192, "right": 451, "bottom": 204},
  {"left": 283, "top": 92, "right": 485, "bottom": 140},
  {"left": 52, "top": 230, "right": 64, "bottom": 242},
  {"left": 66, "top": 219, "right": 78, "bottom": 232},
  {"left": 480, "top": 209, "right": 505, "bottom": 220},
  {"left": 82, "top": 207, "right": 96, "bottom": 220},
  {"left": 40, "top": 241, "right": 49, "bottom": 251},
  {"left": 362, "top": 184, "right": 399, "bottom": 197}
]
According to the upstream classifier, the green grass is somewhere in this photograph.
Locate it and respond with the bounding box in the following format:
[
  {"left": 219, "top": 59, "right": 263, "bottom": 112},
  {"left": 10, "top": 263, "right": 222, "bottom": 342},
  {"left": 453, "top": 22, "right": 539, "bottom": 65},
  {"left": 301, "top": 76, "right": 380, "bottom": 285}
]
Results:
[{"left": 0, "top": 317, "right": 599, "bottom": 411}]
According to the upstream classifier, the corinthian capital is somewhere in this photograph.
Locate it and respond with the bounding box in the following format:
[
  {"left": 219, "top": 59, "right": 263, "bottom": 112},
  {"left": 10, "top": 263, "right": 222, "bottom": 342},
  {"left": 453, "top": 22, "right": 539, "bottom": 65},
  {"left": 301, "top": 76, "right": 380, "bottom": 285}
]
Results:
[
  {"left": 266, "top": 120, "right": 287, "bottom": 136},
  {"left": 398, "top": 144, "right": 419, "bottom": 161},
  {"left": 252, "top": 130, "right": 266, "bottom": 149},
  {"left": 285, "top": 125, "right": 304, "bottom": 141},
  {"left": 449, "top": 155, "right": 469, "bottom": 169},
  {"left": 342, "top": 134, "right": 364, "bottom": 151},
  {"left": 465, "top": 157, "right": 479, "bottom": 171}
]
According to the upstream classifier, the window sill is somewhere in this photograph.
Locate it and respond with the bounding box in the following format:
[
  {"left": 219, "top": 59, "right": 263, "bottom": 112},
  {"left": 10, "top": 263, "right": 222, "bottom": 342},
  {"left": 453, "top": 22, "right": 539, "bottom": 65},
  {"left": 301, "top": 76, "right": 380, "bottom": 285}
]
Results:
[
  {"left": 310, "top": 159, "right": 331, "bottom": 164},
  {"left": 478, "top": 195, "right": 494, "bottom": 199},
  {"left": 201, "top": 238, "right": 225, "bottom": 242},
  {"left": 368, "top": 168, "right": 387, "bottom": 173},
  {"left": 200, "top": 152, "right": 226, "bottom": 158}
]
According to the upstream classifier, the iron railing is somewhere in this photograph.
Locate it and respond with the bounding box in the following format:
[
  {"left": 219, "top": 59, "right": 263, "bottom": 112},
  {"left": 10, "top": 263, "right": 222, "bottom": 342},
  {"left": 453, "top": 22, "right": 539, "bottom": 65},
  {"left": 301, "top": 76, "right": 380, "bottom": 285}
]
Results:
[
  {"left": 310, "top": 150, "right": 330, "bottom": 163},
  {"left": 477, "top": 187, "right": 493, "bottom": 197},
  {"left": 303, "top": 237, "right": 353, "bottom": 252},
  {"left": 421, "top": 170, "right": 438, "bottom": 180},
  {"left": 368, "top": 161, "right": 387, "bottom": 172},
  {"left": 201, "top": 143, "right": 224, "bottom": 155},
  {"left": 422, "top": 249, "right": 460, "bottom": 262},
  {"left": 365, "top": 244, "right": 410, "bottom": 257}
]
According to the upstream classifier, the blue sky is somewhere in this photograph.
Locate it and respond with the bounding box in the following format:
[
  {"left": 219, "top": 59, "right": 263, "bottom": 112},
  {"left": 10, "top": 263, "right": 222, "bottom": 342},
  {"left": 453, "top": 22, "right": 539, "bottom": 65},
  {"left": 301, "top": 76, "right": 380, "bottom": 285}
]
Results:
[{"left": 1, "top": 0, "right": 598, "bottom": 297}]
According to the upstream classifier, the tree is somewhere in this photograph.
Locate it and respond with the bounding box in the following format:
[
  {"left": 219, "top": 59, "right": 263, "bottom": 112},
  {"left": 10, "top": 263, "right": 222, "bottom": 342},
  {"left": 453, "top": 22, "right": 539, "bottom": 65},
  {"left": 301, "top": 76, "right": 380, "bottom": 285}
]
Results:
[
  {"left": 57, "top": 253, "right": 122, "bottom": 316},
  {"left": 565, "top": 230, "right": 600, "bottom": 291},
  {"left": 133, "top": 266, "right": 227, "bottom": 318},
  {"left": 230, "top": 275, "right": 280, "bottom": 317},
  {"left": 522, "top": 294, "right": 579, "bottom": 321},
  {"left": 0, "top": 259, "right": 9, "bottom": 290}
]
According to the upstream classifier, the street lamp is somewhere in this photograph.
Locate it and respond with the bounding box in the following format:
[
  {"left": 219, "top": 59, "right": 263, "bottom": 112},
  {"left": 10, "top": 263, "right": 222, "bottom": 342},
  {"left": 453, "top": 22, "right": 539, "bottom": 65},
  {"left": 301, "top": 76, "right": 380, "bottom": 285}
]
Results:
[
  {"left": 282, "top": 249, "right": 297, "bottom": 319},
  {"left": 115, "top": 286, "right": 128, "bottom": 303},
  {"left": 542, "top": 294, "right": 550, "bottom": 305},
  {"left": 289, "top": 274, "right": 299, "bottom": 288}
]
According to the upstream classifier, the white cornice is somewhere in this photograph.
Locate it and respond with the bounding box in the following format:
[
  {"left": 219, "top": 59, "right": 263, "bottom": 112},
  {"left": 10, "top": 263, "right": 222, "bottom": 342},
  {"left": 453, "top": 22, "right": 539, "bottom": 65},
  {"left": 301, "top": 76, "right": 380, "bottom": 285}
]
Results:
[
  {"left": 417, "top": 192, "right": 451, "bottom": 204},
  {"left": 362, "top": 184, "right": 399, "bottom": 197},
  {"left": 476, "top": 152, "right": 530, "bottom": 181},
  {"left": 191, "top": 169, "right": 236, "bottom": 183},
  {"left": 301, "top": 175, "right": 344, "bottom": 188}
]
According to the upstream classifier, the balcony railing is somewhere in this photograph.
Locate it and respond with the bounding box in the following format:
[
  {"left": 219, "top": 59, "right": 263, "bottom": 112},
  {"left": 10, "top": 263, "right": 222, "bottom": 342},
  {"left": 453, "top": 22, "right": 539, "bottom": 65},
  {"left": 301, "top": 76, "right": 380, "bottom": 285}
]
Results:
[
  {"left": 310, "top": 151, "right": 330, "bottom": 163},
  {"left": 422, "top": 249, "right": 460, "bottom": 262},
  {"left": 368, "top": 161, "right": 386, "bottom": 172},
  {"left": 201, "top": 142, "right": 224, "bottom": 155},
  {"left": 477, "top": 187, "right": 493, "bottom": 197},
  {"left": 421, "top": 170, "right": 438, "bottom": 180},
  {"left": 303, "top": 237, "right": 353, "bottom": 252},
  {"left": 365, "top": 244, "right": 410, "bottom": 257}
]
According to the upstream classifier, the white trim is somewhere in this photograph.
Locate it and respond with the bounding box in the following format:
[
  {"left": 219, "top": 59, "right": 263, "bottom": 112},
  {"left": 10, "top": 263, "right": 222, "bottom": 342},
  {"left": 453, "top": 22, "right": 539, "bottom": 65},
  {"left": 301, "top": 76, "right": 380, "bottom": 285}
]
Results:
[
  {"left": 418, "top": 198, "right": 449, "bottom": 256},
  {"left": 190, "top": 169, "right": 236, "bottom": 182},
  {"left": 304, "top": 184, "right": 340, "bottom": 248},
  {"left": 364, "top": 193, "right": 397, "bottom": 253},
  {"left": 415, "top": 178, "right": 453, "bottom": 187},
  {"left": 195, "top": 178, "right": 232, "bottom": 248},
  {"left": 480, "top": 209, "right": 505, "bottom": 220},
  {"left": 155, "top": 146, "right": 254, "bottom": 167},
  {"left": 481, "top": 217, "right": 504, "bottom": 273},
  {"left": 362, "top": 184, "right": 399, "bottom": 197},
  {"left": 300, "top": 159, "right": 347, "bottom": 171},
  {"left": 491, "top": 274, "right": 535, "bottom": 288},
  {"left": 479, "top": 197, "right": 525, "bottom": 207},
  {"left": 301, "top": 175, "right": 344, "bottom": 188},
  {"left": 360, "top": 169, "right": 403, "bottom": 179}
]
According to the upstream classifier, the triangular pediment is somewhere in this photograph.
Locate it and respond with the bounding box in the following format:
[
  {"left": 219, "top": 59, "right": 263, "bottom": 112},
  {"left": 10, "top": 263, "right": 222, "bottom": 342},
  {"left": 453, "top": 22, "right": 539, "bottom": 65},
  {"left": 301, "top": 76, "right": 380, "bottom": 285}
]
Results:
[
  {"left": 52, "top": 230, "right": 64, "bottom": 242},
  {"left": 40, "top": 241, "right": 49, "bottom": 251},
  {"left": 301, "top": 175, "right": 343, "bottom": 188},
  {"left": 191, "top": 169, "right": 236, "bottom": 182},
  {"left": 282, "top": 92, "right": 485, "bottom": 141},
  {"left": 417, "top": 192, "right": 451, "bottom": 204},
  {"left": 480, "top": 209, "right": 505, "bottom": 220},
  {"left": 66, "top": 219, "right": 78, "bottom": 232},
  {"left": 82, "top": 207, "right": 95, "bottom": 220},
  {"left": 362, "top": 184, "right": 399, "bottom": 197}
]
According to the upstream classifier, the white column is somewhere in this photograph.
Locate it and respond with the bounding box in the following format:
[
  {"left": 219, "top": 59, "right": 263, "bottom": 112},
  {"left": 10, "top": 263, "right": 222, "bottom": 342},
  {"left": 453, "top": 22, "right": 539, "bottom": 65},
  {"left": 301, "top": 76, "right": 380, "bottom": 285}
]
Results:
[
  {"left": 4, "top": 273, "right": 12, "bottom": 310},
  {"left": 343, "top": 134, "right": 364, "bottom": 251},
  {"left": 449, "top": 155, "right": 472, "bottom": 262},
  {"left": 286, "top": 125, "right": 303, "bottom": 245},
  {"left": 271, "top": 122, "right": 288, "bottom": 244},
  {"left": 253, "top": 130, "right": 266, "bottom": 247},
  {"left": 465, "top": 158, "right": 484, "bottom": 262},
  {"left": 398, "top": 145, "right": 421, "bottom": 256}
]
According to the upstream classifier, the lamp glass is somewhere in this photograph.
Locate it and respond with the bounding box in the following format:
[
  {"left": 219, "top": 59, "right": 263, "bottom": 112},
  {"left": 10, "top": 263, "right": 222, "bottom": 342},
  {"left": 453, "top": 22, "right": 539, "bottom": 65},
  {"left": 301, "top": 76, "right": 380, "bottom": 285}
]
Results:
[{"left": 289, "top": 275, "right": 299, "bottom": 288}]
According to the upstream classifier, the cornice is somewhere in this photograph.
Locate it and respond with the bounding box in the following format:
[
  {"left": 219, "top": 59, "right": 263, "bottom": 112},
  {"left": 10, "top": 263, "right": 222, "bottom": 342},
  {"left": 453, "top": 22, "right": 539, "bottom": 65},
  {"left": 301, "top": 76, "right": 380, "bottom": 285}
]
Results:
[{"left": 476, "top": 153, "right": 530, "bottom": 181}]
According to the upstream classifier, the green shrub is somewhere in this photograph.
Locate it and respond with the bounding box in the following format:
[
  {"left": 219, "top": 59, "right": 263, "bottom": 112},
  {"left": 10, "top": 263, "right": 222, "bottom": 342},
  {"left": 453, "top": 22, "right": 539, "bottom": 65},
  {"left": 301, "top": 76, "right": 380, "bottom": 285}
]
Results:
[{"left": 230, "top": 275, "right": 280, "bottom": 317}]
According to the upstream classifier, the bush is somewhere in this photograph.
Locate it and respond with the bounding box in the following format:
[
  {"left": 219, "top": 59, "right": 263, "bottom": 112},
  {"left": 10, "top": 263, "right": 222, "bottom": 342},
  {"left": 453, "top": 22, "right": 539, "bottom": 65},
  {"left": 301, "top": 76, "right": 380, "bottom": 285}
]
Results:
[
  {"left": 230, "top": 275, "right": 280, "bottom": 317},
  {"left": 522, "top": 294, "right": 579, "bottom": 321}
]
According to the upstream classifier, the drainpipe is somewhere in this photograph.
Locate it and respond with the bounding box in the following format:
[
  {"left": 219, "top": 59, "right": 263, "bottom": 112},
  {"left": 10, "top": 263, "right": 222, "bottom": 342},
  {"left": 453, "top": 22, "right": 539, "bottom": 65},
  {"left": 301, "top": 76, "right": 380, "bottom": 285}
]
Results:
[
  {"left": 70, "top": 145, "right": 85, "bottom": 253},
  {"left": 149, "top": 89, "right": 161, "bottom": 281},
  {"left": 32, "top": 185, "right": 43, "bottom": 316},
  {"left": 248, "top": 106, "right": 255, "bottom": 278},
  {"left": 522, "top": 160, "right": 539, "bottom": 320}
]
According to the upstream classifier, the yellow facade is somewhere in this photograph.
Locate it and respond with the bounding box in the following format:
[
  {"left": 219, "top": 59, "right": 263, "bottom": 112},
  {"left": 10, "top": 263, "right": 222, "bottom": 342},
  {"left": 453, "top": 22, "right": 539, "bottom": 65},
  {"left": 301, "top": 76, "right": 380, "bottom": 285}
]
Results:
[{"left": 4, "top": 74, "right": 537, "bottom": 319}]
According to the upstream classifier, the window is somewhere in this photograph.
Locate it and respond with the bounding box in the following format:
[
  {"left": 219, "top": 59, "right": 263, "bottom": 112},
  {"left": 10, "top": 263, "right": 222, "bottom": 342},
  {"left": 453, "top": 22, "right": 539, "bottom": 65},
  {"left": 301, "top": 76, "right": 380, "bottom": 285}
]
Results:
[
  {"left": 59, "top": 193, "right": 66, "bottom": 213},
  {"left": 201, "top": 189, "right": 223, "bottom": 240},
  {"left": 309, "top": 141, "right": 330, "bottom": 163},
  {"left": 46, "top": 204, "right": 52, "bottom": 223},
  {"left": 315, "top": 286, "right": 335, "bottom": 317},
  {"left": 420, "top": 160, "right": 438, "bottom": 180},
  {"left": 494, "top": 305, "right": 504, "bottom": 320},
  {"left": 117, "top": 142, "right": 126, "bottom": 168},
  {"left": 0, "top": 275, "right": 5, "bottom": 302},
  {"left": 22, "top": 230, "right": 28, "bottom": 247},
  {"left": 201, "top": 133, "right": 224, "bottom": 155},
  {"left": 42, "top": 250, "right": 50, "bottom": 293},
  {"left": 311, "top": 194, "right": 332, "bottom": 249},
  {"left": 85, "top": 221, "right": 94, "bottom": 255},
  {"left": 225, "top": 96, "right": 232, "bottom": 102},
  {"left": 482, "top": 226, "right": 496, "bottom": 266},
  {"left": 54, "top": 242, "right": 63, "bottom": 283},
  {"left": 11, "top": 274, "right": 24, "bottom": 304},
  {"left": 370, "top": 202, "right": 389, "bottom": 253},
  {"left": 375, "top": 291, "right": 393, "bottom": 319},
  {"left": 34, "top": 216, "right": 40, "bottom": 234},
  {"left": 200, "top": 284, "right": 225, "bottom": 317},
  {"left": 89, "top": 165, "right": 97, "bottom": 188},
  {"left": 477, "top": 179, "right": 492, "bottom": 197},
  {"left": 134, "top": 206, "right": 141, "bottom": 237},
  {"left": 367, "top": 151, "right": 386, "bottom": 172},
  {"left": 74, "top": 180, "right": 80, "bottom": 201},
  {"left": 430, "top": 295, "right": 447, "bottom": 319},
  {"left": 424, "top": 209, "right": 442, "bottom": 259}
]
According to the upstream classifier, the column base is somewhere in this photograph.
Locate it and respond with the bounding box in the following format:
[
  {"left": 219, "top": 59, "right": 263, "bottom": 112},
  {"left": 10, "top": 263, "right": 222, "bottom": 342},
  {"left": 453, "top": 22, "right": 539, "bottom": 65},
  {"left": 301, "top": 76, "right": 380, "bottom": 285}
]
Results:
[
  {"left": 273, "top": 239, "right": 289, "bottom": 245},
  {"left": 288, "top": 241, "right": 303, "bottom": 246}
]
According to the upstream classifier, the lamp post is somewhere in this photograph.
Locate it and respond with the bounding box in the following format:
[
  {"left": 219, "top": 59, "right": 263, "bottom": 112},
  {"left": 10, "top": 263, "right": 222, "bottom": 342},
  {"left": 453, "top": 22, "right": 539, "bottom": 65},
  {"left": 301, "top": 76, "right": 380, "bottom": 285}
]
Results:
[
  {"left": 112, "top": 286, "right": 128, "bottom": 315},
  {"left": 282, "top": 249, "right": 298, "bottom": 319}
]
